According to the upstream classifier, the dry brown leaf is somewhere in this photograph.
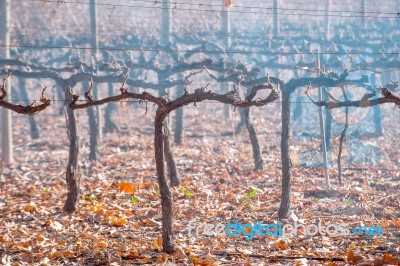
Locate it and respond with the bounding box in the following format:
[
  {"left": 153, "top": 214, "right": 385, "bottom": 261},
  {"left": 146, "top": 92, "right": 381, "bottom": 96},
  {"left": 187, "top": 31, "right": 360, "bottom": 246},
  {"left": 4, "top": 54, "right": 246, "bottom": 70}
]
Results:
[
  {"left": 75, "top": 239, "right": 83, "bottom": 250},
  {"left": 91, "top": 205, "right": 104, "bottom": 213},
  {"left": 201, "top": 259, "right": 213, "bottom": 265},
  {"left": 348, "top": 243, "right": 358, "bottom": 249},
  {"left": 61, "top": 251, "right": 75, "bottom": 259},
  {"left": 193, "top": 257, "right": 201, "bottom": 265},
  {"left": 382, "top": 254, "right": 397, "bottom": 265},
  {"left": 125, "top": 252, "right": 143, "bottom": 259},
  {"left": 153, "top": 235, "right": 163, "bottom": 250},
  {"left": 109, "top": 215, "right": 127, "bottom": 227},
  {"left": 138, "top": 181, "right": 156, "bottom": 189},
  {"left": 48, "top": 251, "right": 61, "bottom": 259},
  {"left": 143, "top": 218, "right": 161, "bottom": 226},
  {"left": 225, "top": 192, "right": 236, "bottom": 201},
  {"left": 103, "top": 210, "right": 115, "bottom": 219},
  {"left": 24, "top": 204, "right": 36, "bottom": 212},
  {"left": 45, "top": 219, "right": 52, "bottom": 227},
  {"left": 47, "top": 250, "right": 75, "bottom": 259},
  {"left": 35, "top": 235, "right": 45, "bottom": 242},
  {"left": 97, "top": 241, "right": 108, "bottom": 248},
  {"left": 276, "top": 240, "right": 287, "bottom": 250},
  {"left": 346, "top": 250, "right": 364, "bottom": 264}
]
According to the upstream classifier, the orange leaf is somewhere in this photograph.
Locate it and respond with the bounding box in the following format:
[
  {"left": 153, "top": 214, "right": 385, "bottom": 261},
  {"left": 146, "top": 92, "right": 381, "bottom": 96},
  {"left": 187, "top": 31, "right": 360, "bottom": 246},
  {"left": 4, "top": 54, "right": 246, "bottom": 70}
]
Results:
[
  {"left": 346, "top": 250, "right": 364, "bottom": 264},
  {"left": 225, "top": 192, "right": 236, "bottom": 201},
  {"left": 25, "top": 205, "right": 36, "bottom": 212},
  {"left": 276, "top": 240, "right": 287, "bottom": 250},
  {"left": 48, "top": 251, "right": 61, "bottom": 259},
  {"left": 193, "top": 257, "right": 201, "bottom": 265},
  {"left": 118, "top": 182, "right": 135, "bottom": 194},
  {"left": 346, "top": 250, "right": 356, "bottom": 263},
  {"left": 381, "top": 219, "right": 389, "bottom": 228},
  {"left": 109, "top": 216, "right": 127, "bottom": 227},
  {"left": 383, "top": 253, "right": 397, "bottom": 264},
  {"left": 182, "top": 178, "right": 191, "bottom": 187},
  {"left": 201, "top": 260, "right": 212, "bottom": 265},
  {"left": 392, "top": 220, "right": 400, "bottom": 229},
  {"left": 103, "top": 210, "right": 114, "bottom": 219},
  {"left": 61, "top": 251, "right": 75, "bottom": 258},
  {"left": 126, "top": 252, "right": 143, "bottom": 259},
  {"left": 153, "top": 235, "right": 163, "bottom": 250},
  {"left": 97, "top": 241, "right": 108, "bottom": 248},
  {"left": 139, "top": 181, "right": 156, "bottom": 189},
  {"left": 35, "top": 235, "right": 44, "bottom": 242},
  {"left": 75, "top": 239, "right": 83, "bottom": 250},
  {"left": 92, "top": 205, "right": 104, "bottom": 213},
  {"left": 45, "top": 219, "right": 53, "bottom": 226}
]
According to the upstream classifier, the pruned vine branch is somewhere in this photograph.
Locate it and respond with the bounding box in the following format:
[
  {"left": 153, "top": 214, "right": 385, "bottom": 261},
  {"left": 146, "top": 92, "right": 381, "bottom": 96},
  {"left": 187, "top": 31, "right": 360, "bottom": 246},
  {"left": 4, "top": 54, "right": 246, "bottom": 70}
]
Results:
[
  {"left": 70, "top": 81, "right": 280, "bottom": 113},
  {"left": 305, "top": 85, "right": 400, "bottom": 109},
  {"left": 0, "top": 77, "right": 51, "bottom": 115}
]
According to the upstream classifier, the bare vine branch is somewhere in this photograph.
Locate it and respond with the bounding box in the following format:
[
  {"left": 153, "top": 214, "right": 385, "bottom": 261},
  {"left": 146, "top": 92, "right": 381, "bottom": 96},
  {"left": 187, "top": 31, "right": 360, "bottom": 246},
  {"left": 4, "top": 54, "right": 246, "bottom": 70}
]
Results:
[
  {"left": 306, "top": 85, "right": 400, "bottom": 109},
  {"left": 0, "top": 84, "right": 51, "bottom": 115}
]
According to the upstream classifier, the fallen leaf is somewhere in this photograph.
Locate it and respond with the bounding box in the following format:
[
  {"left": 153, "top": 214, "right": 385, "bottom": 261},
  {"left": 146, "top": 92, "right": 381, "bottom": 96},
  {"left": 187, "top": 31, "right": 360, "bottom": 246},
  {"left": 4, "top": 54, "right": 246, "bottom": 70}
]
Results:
[
  {"left": 392, "top": 220, "right": 400, "bottom": 229},
  {"left": 109, "top": 216, "right": 127, "bottom": 227},
  {"left": 97, "top": 241, "right": 108, "bottom": 248},
  {"left": 276, "top": 240, "right": 287, "bottom": 250},
  {"left": 381, "top": 219, "right": 389, "bottom": 229},
  {"left": 346, "top": 250, "right": 364, "bottom": 264},
  {"left": 24, "top": 204, "right": 36, "bottom": 212},
  {"left": 50, "top": 221, "right": 63, "bottom": 231},
  {"left": 193, "top": 257, "right": 201, "bottom": 265},
  {"left": 382, "top": 253, "right": 397, "bottom": 264},
  {"left": 118, "top": 182, "right": 135, "bottom": 194},
  {"left": 61, "top": 251, "right": 75, "bottom": 259},
  {"left": 124, "top": 252, "right": 143, "bottom": 259}
]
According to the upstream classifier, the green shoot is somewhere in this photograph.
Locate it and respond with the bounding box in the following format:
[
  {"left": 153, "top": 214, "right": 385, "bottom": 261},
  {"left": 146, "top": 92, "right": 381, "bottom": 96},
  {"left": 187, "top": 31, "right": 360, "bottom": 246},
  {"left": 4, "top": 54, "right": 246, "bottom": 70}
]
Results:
[
  {"left": 345, "top": 199, "right": 353, "bottom": 207},
  {"left": 243, "top": 188, "right": 258, "bottom": 201},
  {"left": 180, "top": 186, "right": 194, "bottom": 198},
  {"left": 130, "top": 196, "right": 139, "bottom": 205}
]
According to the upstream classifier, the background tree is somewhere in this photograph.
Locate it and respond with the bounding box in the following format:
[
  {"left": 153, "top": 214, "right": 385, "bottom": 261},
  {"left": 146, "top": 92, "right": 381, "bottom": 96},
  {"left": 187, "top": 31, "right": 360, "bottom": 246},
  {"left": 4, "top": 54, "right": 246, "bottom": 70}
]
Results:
[{"left": 0, "top": 0, "right": 12, "bottom": 164}]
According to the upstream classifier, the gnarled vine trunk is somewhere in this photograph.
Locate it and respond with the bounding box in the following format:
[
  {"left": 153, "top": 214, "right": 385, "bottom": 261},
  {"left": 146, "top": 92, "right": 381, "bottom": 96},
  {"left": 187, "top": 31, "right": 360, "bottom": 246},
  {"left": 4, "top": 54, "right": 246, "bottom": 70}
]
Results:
[
  {"left": 243, "top": 107, "right": 264, "bottom": 171},
  {"left": 154, "top": 109, "right": 175, "bottom": 253},
  {"left": 63, "top": 90, "right": 81, "bottom": 213},
  {"left": 164, "top": 124, "right": 180, "bottom": 186}
]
